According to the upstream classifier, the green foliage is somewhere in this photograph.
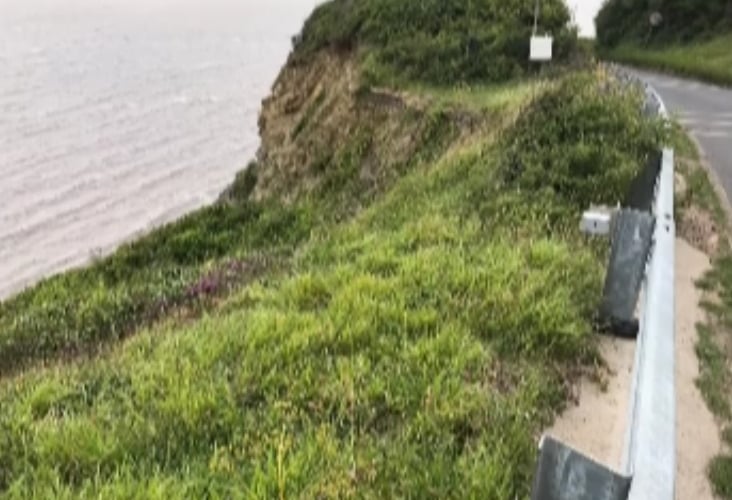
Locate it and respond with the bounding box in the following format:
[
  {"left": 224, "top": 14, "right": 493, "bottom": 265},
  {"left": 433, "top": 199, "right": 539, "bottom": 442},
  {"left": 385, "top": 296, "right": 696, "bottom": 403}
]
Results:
[
  {"left": 405, "top": 80, "right": 539, "bottom": 113},
  {"left": 0, "top": 71, "right": 661, "bottom": 496},
  {"left": 596, "top": 0, "right": 732, "bottom": 49},
  {"left": 500, "top": 71, "right": 665, "bottom": 210},
  {"left": 602, "top": 34, "right": 732, "bottom": 87},
  {"left": 294, "top": 0, "right": 578, "bottom": 85},
  {"left": 710, "top": 437, "right": 732, "bottom": 499},
  {"left": 0, "top": 201, "right": 313, "bottom": 375},
  {"left": 710, "top": 454, "right": 732, "bottom": 498},
  {"left": 682, "top": 167, "right": 727, "bottom": 228},
  {"left": 0, "top": 137, "right": 606, "bottom": 498}
]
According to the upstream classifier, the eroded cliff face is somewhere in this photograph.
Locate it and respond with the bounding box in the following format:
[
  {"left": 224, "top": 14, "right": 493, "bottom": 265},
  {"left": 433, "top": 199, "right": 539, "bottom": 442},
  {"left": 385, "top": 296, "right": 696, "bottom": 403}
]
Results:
[
  {"left": 253, "top": 51, "right": 361, "bottom": 202},
  {"left": 231, "top": 50, "right": 482, "bottom": 212}
]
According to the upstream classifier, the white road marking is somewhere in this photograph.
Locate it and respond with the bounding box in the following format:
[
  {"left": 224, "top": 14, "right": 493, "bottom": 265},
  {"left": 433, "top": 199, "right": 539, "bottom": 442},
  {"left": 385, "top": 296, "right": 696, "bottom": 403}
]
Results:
[
  {"left": 678, "top": 112, "right": 732, "bottom": 118},
  {"left": 694, "top": 130, "right": 731, "bottom": 138},
  {"left": 678, "top": 118, "right": 732, "bottom": 128}
]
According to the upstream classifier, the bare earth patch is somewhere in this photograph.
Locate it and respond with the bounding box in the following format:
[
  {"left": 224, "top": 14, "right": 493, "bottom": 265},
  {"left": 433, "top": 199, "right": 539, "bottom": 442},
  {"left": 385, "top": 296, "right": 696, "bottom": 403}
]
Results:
[
  {"left": 546, "top": 335, "right": 635, "bottom": 471},
  {"left": 680, "top": 205, "right": 720, "bottom": 255},
  {"left": 546, "top": 239, "right": 721, "bottom": 498}
]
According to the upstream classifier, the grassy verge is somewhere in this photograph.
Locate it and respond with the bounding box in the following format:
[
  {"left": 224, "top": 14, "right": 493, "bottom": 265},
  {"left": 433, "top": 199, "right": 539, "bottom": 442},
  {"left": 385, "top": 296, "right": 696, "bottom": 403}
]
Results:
[
  {"left": 674, "top": 124, "right": 732, "bottom": 498},
  {"left": 0, "top": 71, "right": 663, "bottom": 496},
  {"left": 602, "top": 34, "right": 732, "bottom": 87},
  {"left": 696, "top": 255, "right": 732, "bottom": 498}
]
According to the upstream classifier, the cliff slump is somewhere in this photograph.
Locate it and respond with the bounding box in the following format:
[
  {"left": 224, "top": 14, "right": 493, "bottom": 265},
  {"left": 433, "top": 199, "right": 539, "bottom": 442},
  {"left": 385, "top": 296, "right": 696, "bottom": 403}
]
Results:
[
  {"left": 224, "top": 50, "right": 491, "bottom": 215},
  {"left": 222, "top": 0, "right": 581, "bottom": 210}
]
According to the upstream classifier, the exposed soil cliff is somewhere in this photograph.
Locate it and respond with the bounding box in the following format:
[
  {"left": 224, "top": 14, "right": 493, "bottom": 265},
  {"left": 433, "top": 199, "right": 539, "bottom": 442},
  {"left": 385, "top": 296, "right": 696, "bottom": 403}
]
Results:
[{"left": 224, "top": 50, "right": 486, "bottom": 216}]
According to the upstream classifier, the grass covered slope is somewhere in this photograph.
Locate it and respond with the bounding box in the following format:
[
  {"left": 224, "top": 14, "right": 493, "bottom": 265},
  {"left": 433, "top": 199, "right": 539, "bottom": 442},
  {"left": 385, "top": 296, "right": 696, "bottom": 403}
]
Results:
[
  {"left": 0, "top": 0, "right": 666, "bottom": 495},
  {"left": 596, "top": 0, "right": 732, "bottom": 85},
  {"left": 0, "top": 201, "right": 314, "bottom": 376},
  {"left": 0, "top": 69, "right": 663, "bottom": 497}
]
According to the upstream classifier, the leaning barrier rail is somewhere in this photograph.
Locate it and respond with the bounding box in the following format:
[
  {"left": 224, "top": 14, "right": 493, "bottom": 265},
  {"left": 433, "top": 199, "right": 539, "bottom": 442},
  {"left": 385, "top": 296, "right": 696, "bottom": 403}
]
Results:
[
  {"left": 531, "top": 70, "right": 676, "bottom": 500},
  {"left": 623, "top": 82, "right": 675, "bottom": 500}
]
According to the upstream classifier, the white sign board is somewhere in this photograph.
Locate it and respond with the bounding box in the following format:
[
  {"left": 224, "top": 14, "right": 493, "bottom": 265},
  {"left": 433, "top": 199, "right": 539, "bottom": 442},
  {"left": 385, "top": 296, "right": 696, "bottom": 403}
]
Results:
[{"left": 530, "top": 36, "right": 553, "bottom": 61}]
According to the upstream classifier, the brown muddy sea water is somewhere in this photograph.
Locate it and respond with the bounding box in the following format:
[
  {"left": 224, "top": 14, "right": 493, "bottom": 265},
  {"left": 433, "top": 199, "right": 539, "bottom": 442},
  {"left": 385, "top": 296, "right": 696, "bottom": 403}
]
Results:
[{"left": 0, "top": 0, "right": 316, "bottom": 299}]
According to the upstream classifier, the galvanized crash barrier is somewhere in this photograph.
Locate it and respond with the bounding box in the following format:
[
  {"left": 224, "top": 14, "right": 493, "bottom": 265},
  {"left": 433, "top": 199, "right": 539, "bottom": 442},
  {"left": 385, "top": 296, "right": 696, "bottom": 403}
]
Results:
[{"left": 531, "top": 71, "right": 676, "bottom": 500}]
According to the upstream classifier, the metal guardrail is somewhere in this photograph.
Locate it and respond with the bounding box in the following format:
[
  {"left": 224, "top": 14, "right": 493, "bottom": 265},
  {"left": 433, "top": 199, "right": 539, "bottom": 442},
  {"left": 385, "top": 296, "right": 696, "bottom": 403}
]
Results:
[
  {"left": 623, "top": 79, "right": 676, "bottom": 500},
  {"left": 532, "top": 71, "right": 676, "bottom": 500}
]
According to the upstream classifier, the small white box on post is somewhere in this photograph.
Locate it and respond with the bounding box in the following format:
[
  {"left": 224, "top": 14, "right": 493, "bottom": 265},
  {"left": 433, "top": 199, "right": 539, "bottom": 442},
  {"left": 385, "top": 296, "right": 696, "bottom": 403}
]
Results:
[
  {"left": 529, "top": 36, "right": 553, "bottom": 62},
  {"left": 580, "top": 207, "right": 616, "bottom": 237}
]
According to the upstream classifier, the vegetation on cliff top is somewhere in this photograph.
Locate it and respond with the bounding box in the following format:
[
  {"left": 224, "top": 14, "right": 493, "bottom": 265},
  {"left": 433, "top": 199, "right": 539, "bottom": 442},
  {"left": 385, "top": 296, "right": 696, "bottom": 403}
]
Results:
[
  {"left": 294, "top": 0, "right": 578, "bottom": 84},
  {"left": 0, "top": 67, "right": 663, "bottom": 496}
]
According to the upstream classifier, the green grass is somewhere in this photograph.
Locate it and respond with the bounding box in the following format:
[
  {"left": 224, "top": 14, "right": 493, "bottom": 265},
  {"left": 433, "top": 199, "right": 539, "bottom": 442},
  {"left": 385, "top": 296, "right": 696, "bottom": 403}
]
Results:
[
  {"left": 671, "top": 121, "right": 701, "bottom": 161},
  {"left": 0, "top": 146, "right": 603, "bottom": 499},
  {"left": 404, "top": 80, "right": 543, "bottom": 114},
  {"left": 603, "top": 34, "right": 732, "bottom": 87},
  {"left": 710, "top": 426, "right": 732, "bottom": 498},
  {"left": 0, "top": 201, "right": 315, "bottom": 376},
  {"left": 0, "top": 72, "right": 663, "bottom": 496}
]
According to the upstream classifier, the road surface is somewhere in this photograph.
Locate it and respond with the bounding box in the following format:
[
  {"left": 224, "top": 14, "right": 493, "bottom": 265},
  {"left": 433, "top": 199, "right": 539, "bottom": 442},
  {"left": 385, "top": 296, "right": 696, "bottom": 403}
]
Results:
[{"left": 632, "top": 69, "right": 732, "bottom": 204}]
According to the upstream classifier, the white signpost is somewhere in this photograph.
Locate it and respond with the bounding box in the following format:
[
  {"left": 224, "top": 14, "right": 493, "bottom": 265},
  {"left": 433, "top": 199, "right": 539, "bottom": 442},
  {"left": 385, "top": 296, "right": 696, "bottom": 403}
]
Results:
[
  {"left": 530, "top": 35, "right": 553, "bottom": 61},
  {"left": 529, "top": 0, "right": 553, "bottom": 62}
]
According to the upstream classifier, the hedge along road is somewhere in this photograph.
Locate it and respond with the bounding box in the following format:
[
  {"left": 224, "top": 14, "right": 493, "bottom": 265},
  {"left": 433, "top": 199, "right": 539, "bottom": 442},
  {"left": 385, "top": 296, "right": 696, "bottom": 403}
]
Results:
[{"left": 630, "top": 69, "right": 732, "bottom": 204}]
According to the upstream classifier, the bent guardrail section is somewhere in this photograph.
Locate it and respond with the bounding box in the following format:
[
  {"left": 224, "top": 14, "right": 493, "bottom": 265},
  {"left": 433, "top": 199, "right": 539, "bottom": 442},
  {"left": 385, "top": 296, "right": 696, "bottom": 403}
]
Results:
[
  {"left": 531, "top": 71, "right": 676, "bottom": 500},
  {"left": 623, "top": 147, "right": 676, "bottom": 499}
]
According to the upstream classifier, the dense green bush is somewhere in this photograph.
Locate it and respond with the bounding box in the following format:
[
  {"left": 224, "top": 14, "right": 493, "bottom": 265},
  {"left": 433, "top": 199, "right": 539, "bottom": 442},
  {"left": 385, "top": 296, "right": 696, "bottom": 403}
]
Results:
[
  {"left": 294, "top": 0, "right": 578, "bottom": 84},
  {"left": 501, "top": 71, "right": 665, "bottom": 210},
  {"left": 596, "top": 0, "right": 732, "bottom": 49}
]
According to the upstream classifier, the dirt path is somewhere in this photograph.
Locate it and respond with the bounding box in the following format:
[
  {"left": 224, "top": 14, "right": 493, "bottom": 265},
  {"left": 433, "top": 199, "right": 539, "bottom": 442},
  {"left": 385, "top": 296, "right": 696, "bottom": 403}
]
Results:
[
  {"left": 546, "top": 334, "right": 635, "bottom": 471},
  {"left": 546, "top": 238, "right": 721, "bottom": 497},
  {"left": 676, "top": 238, "right": 721, "bottom": 500}
]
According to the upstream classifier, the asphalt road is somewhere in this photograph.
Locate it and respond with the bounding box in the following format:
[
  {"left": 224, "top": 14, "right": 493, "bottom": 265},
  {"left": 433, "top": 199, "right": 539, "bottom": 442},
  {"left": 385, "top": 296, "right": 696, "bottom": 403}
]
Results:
[{"left": 632, "top": 69, "right": 732, "bottom": 204}]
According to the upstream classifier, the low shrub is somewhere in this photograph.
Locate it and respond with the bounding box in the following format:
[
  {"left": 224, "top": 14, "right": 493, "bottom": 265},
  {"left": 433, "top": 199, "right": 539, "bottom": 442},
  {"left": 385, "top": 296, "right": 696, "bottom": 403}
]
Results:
[{"left": 501, "top": 71, "right": 665, "bottom": 210}]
